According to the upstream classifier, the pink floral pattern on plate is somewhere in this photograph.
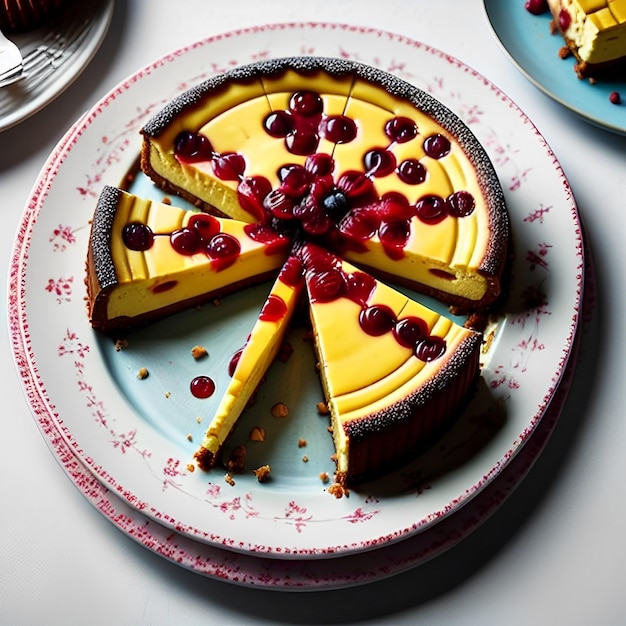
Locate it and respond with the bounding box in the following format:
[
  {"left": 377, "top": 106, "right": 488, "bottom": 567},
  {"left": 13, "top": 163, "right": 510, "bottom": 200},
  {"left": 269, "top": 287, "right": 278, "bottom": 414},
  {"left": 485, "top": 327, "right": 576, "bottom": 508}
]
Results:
[{"left": 8, "top": 23, "right": 583, "bottom": 559}]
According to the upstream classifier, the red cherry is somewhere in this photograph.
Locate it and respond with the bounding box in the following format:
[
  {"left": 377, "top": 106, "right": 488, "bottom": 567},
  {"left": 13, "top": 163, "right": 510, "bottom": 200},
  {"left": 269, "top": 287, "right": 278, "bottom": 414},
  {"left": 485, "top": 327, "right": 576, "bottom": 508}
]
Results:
[
  {"left": 307, "top": 268, "right": 345, "bottom": 302},
  {"left": 188, "top": 213, "right": 221, "bottom": 241},
  {"left": 359, "top": 304, "right": 396, "bottom": 336},
  {"left": 393, "top": 317, "right": 428, "bottom": 348},
  {"left": 384, "top": 117, "right": 418, "bottom": 143},
  {"left": 415, "top": 336, "right": 447, "bottom": 362},
  {"left": 212, "top": 152, "right": 246, "bottom": 180},
  {"left": 170, "top": 228, "right": 203, "bottom": 255},
  {"left": 122, "top": 222, "right": 154, "bottom": 251}
]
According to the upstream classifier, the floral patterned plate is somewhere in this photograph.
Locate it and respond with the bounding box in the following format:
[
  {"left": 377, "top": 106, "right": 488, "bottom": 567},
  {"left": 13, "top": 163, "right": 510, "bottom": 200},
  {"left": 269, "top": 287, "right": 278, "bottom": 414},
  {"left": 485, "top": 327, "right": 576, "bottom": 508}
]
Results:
[{"left": 9, "top": 23, "right": 583, "bottom": 559}]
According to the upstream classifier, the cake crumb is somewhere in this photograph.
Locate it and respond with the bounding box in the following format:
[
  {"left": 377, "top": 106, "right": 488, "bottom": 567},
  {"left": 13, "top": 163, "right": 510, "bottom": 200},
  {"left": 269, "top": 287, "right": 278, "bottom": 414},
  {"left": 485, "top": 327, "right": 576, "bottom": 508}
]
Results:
[
  {"left": 191, "top": 345, "right": 208, "bottom": 360},
  {"left": 249, "top": 426, "right": 266, "bottom": 442},
  {"left": 161, "top": 196, "right": 172, "bottom": 205},
  {"left": 137, "top": 367, "right": 149, "bottom": 380},
  {"left": 225, "top": 445, "right": 246, "bottom": 473},
  {"left": 165, "top": 391, "right": 171, "bottom": 398},
  {"left": 316, "top": 401, "right": 330, "bottom": 415},
  {"left": 558, "top": 45, "right": 570, "bottom": 60},
  {"left": 212, "top": 298, "right": 222, "bottom": 307},
  {"left": 196, "top": 416, "right": 202, "bottom": 424},
  {"left": 225, "top": 473, "right": 236, "bottom": 486},
  {"left": 328, "top": 482, "right": 349, "bottom": 499},
  {"left": 319, "top": 472, "right": 330, "bottom": 484},
  {"left": 114, "top": 338, "right": 128, "bottom": 351},
  {"left": 302, "top": 455, "right": 309, "bottom": 463},
  {"left": 298, "top": 438, "right": 307, "bottom": 448},
  {"left": 271, "top": 402, "right": 289, "bottom": 418},
  {"left": 252, "top": 464, "right": 271, "bottom": 483},
  {"left": 186, "top": 463, "right": 195, "bottom": 473},
  {"left": 186, "top": 433, "right": 193, "bottom": 442}
]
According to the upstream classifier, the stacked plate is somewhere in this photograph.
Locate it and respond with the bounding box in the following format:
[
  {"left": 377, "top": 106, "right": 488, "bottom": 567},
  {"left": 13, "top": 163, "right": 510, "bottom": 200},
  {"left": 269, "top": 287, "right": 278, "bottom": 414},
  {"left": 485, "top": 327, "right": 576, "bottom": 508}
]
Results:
[{"left": 8, "top": 23, "right": 586, "bottom": 590}]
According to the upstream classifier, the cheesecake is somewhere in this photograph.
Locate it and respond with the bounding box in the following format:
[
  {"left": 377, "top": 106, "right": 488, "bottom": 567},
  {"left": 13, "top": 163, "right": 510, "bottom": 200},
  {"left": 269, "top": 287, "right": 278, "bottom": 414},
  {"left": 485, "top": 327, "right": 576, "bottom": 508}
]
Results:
[{"left": 547, "top": 0, "right": 626, "bottom": 78}]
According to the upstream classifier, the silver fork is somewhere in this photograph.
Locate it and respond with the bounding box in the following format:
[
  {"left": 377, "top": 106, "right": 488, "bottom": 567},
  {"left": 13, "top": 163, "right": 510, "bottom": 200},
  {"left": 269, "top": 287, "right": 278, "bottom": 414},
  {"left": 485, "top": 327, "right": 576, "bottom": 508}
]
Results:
[{"left": 0, "top": 29, "right": 24, "bottom": 87}]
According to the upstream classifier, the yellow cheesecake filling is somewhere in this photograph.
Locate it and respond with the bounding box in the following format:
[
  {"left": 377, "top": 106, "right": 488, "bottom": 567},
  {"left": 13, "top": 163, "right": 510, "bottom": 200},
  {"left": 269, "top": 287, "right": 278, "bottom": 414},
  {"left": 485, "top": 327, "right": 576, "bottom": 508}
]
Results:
[
  {"left": 548, "top": 0, "right": 626, "bottom": 64},
  {"left": 88, "top": 187, "right": 290, "bottom": 330},
  {"left": 140, "top": 58, "right": 507, "bottom": 310},
  {"left": 196, "top": 256, "right": 304, "bottom": 466},
  {"left": 300, "top": 243, "right": 481, "bottom": 483}
]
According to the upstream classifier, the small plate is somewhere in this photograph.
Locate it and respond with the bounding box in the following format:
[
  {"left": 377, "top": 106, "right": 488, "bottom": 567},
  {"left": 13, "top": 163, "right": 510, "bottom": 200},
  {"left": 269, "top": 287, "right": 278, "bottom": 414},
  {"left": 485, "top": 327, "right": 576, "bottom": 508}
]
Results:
[
  {"left": 9, "top": 23, "right": 584, "bottom": 560},
  {"left": 484, "top": 0, "right": 626, "bottom": 135},
  {"left": 0, "top": 0, "right": 114, "bottom": 132}
]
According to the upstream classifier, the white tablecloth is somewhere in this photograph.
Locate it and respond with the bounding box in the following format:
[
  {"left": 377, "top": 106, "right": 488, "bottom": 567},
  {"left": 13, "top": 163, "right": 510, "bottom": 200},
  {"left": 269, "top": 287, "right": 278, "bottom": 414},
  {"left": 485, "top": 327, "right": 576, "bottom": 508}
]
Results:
[{"left": 2, "top": 1, "right": 625, "bottom": 624}]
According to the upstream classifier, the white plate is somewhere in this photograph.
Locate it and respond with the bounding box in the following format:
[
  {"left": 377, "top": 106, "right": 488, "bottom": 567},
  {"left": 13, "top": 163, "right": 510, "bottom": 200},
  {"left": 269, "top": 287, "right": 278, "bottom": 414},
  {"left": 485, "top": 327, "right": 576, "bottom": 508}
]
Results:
[
  {"left": 0, "top": 0, "right": 114, "bottom": 132},
  {"left": 11, "top": 300, "right": 588, "bottom": 589},
  {"left": 9, "top": 23, "right": 584, "bottom": 559},
  {"left": 484, "top": 0, "right": 626, "bottom": 135}
]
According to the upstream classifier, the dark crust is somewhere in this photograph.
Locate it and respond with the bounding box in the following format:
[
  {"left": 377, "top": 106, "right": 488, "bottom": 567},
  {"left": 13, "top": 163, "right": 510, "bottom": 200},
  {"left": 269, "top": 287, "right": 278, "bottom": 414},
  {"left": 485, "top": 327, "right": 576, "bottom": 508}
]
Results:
[
  {"left": 86, "top": 185, "right": 279, "bottom": 334},
  {"left": 339, "top": 330, "right": 482, "bottom": 485},
  {"left": 193, "top": 446, "right": 215, "bottom": 471},
  {"left": 140, "top": 56, "right": 509, "bottom": 286}
]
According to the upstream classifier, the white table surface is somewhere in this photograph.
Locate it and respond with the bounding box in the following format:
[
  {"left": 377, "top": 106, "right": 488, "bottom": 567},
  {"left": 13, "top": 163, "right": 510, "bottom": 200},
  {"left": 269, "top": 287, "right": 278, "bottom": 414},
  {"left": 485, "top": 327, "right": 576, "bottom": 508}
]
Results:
[{"left": 1, "top": 1, "right": 625, "bottom": 624}]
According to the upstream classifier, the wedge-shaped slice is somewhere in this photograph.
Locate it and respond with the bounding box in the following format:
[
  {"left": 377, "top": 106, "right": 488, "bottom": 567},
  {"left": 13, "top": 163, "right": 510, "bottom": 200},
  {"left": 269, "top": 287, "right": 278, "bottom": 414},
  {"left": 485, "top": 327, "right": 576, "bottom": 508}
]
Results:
[
  {"left": 299, "top": 243, "right": 482, "bottom": 486},
  {"left": 194, "top": 255, "right": 304, "bottom": 470},
  {"left": 87, "top": 186, "right": 290, "bottom": 333}
]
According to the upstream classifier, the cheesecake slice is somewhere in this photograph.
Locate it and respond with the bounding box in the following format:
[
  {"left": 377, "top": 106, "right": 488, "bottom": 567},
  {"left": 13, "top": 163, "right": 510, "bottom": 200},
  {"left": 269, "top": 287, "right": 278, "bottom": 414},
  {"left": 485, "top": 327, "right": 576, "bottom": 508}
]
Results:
[
  {"left": 547, "top": 0, "right": 626, "bottom": 77},
  {"left": 87, "top": 186, "right": 290, "bottom": 333},
  {"left": 299, "top": 243, "right": 482, "bottom": 486},
  {"left": 194, "top": 255, "right": 304, "bottom": 470}
]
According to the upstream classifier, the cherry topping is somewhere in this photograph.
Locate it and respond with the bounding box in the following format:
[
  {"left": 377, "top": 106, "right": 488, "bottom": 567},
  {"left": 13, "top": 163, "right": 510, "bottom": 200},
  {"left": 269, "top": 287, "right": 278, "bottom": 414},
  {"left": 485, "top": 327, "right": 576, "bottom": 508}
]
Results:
[
  {"left": 364, "top": 148, "right": 397, "bottom": 177},
  {"left": 190, "top": 375, "right": 216, "bottom": 399},
  {"left": 174, "top": 131, "right": 214, "bottom": 162},
  {"left": 415, "top": 336, "right": 447, "bottom": 362},
  {"left": 279, "top": 164, "right": 310, "bottom": 197},
  {"left": 384, "top": 117, "right": 418, "bottom": 143},
  {"left": 336, "top": 171, "right": 376, "bottom": 203},
  {"left": 524, "top": 0, "right": 548, "bottom": 15},
  {"left": 212, "top": 152, "right": 246, "bottom": 180},
  {"left": 558, "top": 8, "right": 571, "bottom": 31},
  {"left": 243, "top": 223, "right": 289, "bottom": 255},
  {"left": 339, "top": 209, "right": 379, "bottom": 241},
  {"left": 415, "top": 195, "right": 448, "bottom": 224},
  {"left": 359, "top": 304, "right": 396, "bottom": 336},
  {"left": 188, "top": 213, "right": 221, "bottom": 240},
  {"left": 278, "top": 256, "right": 304, "bottom": 287},
  {"left": 344, "top": 271, "right": 376, "bottom": 306},
  {"left": 378, "top": 220, "right": 411, "bottom": 250},
  {"left": 286, "top": 130, "right": 319, "bottom": 156},
  {"left": 423, "top": 133, "right": 451, "bottom": 159},
  {"left": 237, "top": 175, "right": 272, "bottom": 221},
  {"left": 307, "top": 268, "right": 345, "bottom": 302},
  {"left": 289, "top": 91, "right": 324, "bottom": 116},
  {"left": 264, "top": 110, "right": 294, "bottom": 137},
  {"left": 122, "top": 222, "right": 154, "bottom": 251},
  {"left": 259, "top": 294, "right": 287, "bottom": 322},
  {"left": 228, "top": 348, "right": 243, "bottom": 376},
  {"left": 305, "top": 153, "right": 334, "bottom": 177},
  {"left": 264, "top": 189, "right": 295, "bottom": 219},
  {"left": 206, "top": 232, "right": 240, "bottom": 257},
  {"left": 393, "top": 317, "right": 428, "bottom": 348},
  {"left": 397, "top": 158, "right": 427, "bottom": 185},
  {"left": 322, "top": 115, "right": 357, "bottom": 144},
  {"left": 170, "top": 228, "right": 203, "bottom": 255},
  {"left": 446, "top": 190, "right": 476, "bottom": 217}
]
